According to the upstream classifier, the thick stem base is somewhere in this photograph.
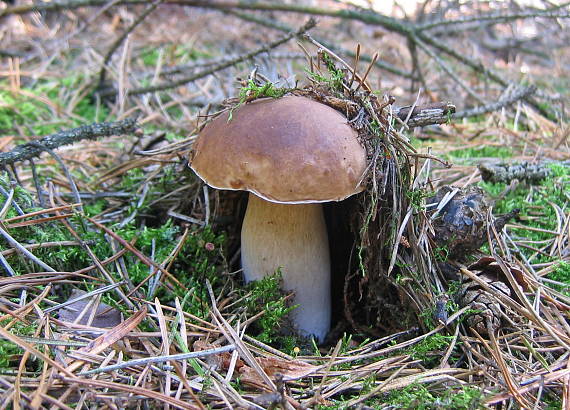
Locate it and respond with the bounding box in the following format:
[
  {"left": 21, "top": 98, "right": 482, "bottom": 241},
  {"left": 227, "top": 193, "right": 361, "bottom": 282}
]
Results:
[{"left": 241, "top": 194, "right": 331, "bottom": 341}]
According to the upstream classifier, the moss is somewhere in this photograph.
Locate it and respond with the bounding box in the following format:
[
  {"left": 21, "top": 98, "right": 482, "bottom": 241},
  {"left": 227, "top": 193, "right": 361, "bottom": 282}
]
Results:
[
  {"left": 406, "top": 187, "right": 431, "bottom": 211},
  {"left": 0, "top": 321, "right": 40, "bottom": 373},
  {"left": 446, "top": 145, "right": 513, "bottom": 162},
  {"left": 547, "top": 262, "right": 570, "bottom": 295},
  {"left": 225, "top": 79, "right": 292, "bottom": 122},
  {"left": 480, "top": 162, "right": 569, "bottom": 256},
  {"left": 238, "top": 79, "right": 291, "bottom": 103},
  {"left": 404, "top": 334, "right": 456, "bottom": 366},
  {"left": 0, "top": 340, "right": 24, "bottom": 370},
  {"left": 319, "top": 383, "right": 483, "bottom": 409},
  {"left": 140, "top": 47, "right": 162, "bottom": 67},
  {"left": 242, "top": 272, "right": 299, "bottom": 348},
  {"left": 383, "top": 384, "right": 483, "bottom": 409},
  {"left": 0, "top": 173, "right": 228, "bottom": 311},
  {"left": 477, "top": 162, "right": 569, "bottom": 295},
  {"left": 0, "top": 75, "right": 110, "bottom": 136},
  {"left": 306, "top": 52, "right": 345, "bottom": 92}
]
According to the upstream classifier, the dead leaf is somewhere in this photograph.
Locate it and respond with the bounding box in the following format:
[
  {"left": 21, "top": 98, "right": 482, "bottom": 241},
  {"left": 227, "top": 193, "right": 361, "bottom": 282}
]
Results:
[
  {"left": 468, "top": 257, "right": 529, "bottom": 291},
  {"left": 193, "top": 340, "right": 245, "bottom": 371},
  {"left": 239, "top": 357, "right": 318, "bottom": 386},
  {"left": 58, "top": 289, "right": 122, "bottom": 328},
  {"left": 66, "top": 306, "right": 147, "bottom": 373}
]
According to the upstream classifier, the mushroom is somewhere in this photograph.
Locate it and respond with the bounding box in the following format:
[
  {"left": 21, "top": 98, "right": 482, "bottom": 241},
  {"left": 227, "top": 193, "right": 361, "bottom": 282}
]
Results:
[{"left": 190, "top": 95, "right": 367, "bottom": 341}]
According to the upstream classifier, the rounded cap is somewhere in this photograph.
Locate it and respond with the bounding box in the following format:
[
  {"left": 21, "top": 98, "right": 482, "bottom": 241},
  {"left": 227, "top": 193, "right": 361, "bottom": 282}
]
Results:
[{"left": 190, "top": 95, "right": 367, "bottom": 204}]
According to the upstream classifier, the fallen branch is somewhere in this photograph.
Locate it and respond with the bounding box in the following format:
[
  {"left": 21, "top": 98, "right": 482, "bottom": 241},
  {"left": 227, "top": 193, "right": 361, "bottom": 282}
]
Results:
[
  {"left": 5, "top": 0, "right": 564, "bottom": 118},
  {"left": 412, "top": 34, "right": 486, "bottom": 104},
  {"left": 395, "top": 101, "right": 456, "bottom": 128},
  {"left": 478, "top": 161, "right": 552, "bottom": 184},
  {"left": 226, "top": 10, "right": 414, "bottom": 79},
  {"left": 97, "top": 18, "right": 317, "bottom": 98},
  {"left": 454, "top": 85, "right": 537, "bottom": 119},
  {"left": 0, "top": 118, "right": 139, "bottom": 167},
  {"left": 143, "top": 51, "right": 306, "bottom": 78},
  {"left": 417, "top": 3, "right": 570, "bottom": 32}
]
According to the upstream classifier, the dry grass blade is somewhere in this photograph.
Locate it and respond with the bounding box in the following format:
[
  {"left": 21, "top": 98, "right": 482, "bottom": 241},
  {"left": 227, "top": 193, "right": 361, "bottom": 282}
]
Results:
[
  {"left": 486, "top": 368, "right": 570, "bottom": 405},
  {"left": 0, "top": 225, "right": 55, "bottom": 272},
  {"left": 205, "top": 280, "right": 278, "bottom": 393},
  {"left": 0, "top": 325, "right": 75, "bottom": 378},
  {"left": 59, "top": 377, "right": 201, "bottom": 410},
  {"left": 43, "top": 282, "right": 124, "bottom": 313},
  {"left": 79, "top": 345, "right": 236, "bottom": 376}
]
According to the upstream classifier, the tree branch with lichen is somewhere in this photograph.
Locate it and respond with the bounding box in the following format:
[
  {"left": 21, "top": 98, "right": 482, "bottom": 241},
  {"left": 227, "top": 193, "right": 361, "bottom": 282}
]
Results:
[
  {"left": 396, "top": 102, "right": 456, "bottom": 128},
  {"left": 0, "top": 118, "right": 139, "bottom": 167},
  {"left": 454, "top": 85, "right": 537, "bottom": 119}
]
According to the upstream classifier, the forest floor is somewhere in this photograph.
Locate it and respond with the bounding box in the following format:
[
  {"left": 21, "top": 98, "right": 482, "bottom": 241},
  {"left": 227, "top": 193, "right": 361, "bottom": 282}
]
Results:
[{"left": 0, "top": 1, "right": 569, "bottom": 408}]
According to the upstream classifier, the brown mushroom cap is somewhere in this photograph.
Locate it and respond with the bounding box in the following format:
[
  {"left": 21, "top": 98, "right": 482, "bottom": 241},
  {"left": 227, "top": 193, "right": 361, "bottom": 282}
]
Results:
[{"left": 190, "top": 95, "right": 367, "bottom": 204}]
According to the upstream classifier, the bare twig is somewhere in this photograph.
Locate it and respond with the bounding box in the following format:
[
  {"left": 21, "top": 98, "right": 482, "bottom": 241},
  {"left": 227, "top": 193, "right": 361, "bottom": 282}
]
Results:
[
  {"left": 29, "top": 143, "right": 84, "bottom": 212},
  {"left": 4, "top": 0, "right": 564, "bottom": 117},
  {"left": 44, "top": 282, "right": 126, "bottom": 313},
  {"left": 413, "top": 35, "right": 486, "bottom": 104},
  {"left": 226, "top": 9, "right": 414, "bottom": 79}
]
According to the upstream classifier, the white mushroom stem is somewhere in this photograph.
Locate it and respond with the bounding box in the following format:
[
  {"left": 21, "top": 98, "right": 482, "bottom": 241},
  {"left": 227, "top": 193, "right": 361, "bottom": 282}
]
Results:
[{"left": 241, "top": 193, "right": 331, "bottom": 341}]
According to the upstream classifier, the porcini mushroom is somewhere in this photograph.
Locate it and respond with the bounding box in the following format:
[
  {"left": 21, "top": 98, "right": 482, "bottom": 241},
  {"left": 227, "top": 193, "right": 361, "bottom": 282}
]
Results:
[{"left": 190, "top": 95, "right": 367, "bottom": 341}]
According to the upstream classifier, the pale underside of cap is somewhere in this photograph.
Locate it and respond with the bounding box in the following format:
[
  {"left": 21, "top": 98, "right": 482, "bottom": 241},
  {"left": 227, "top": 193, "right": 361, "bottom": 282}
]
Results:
[{"left": 190, "top": 95, "right": 367, "bottom": 204}]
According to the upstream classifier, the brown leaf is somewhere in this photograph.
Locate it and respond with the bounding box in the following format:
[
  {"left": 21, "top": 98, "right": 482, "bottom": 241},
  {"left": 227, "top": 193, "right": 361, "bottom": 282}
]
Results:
[
  {"left": 66, "top": 306, "right": 147, "bottom": 373},
  {"left": 193, "top": 340, "right": 245, "bottom": 371},
  {"left": 58, "top": 289, "right": 122, "bottom": 328},
  {"left": 239, "top": 357, "right": 318, "bottom": 386},
  {"left": 468, "top": 256, "right": 530, "bottom": 291}
]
